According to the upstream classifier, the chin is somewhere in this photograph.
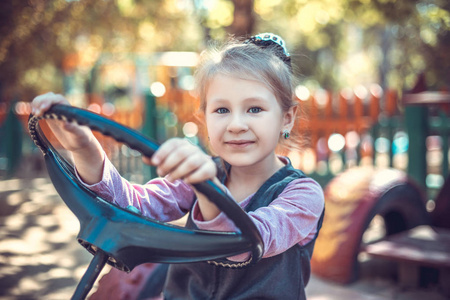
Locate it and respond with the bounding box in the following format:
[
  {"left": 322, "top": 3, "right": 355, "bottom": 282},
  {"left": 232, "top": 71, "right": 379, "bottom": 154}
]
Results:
[{"left": 219, "top": 154, "right": 258, "bottom": 167}]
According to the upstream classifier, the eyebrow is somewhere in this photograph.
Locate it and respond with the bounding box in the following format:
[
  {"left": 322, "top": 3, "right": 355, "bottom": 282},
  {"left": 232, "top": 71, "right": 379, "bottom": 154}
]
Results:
[{"left": 209, "top": 97, "right": 269, "bottom": 105}]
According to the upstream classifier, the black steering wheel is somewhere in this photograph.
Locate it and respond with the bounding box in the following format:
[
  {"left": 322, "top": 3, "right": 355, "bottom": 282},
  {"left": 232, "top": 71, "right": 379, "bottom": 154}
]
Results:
[{"left": 28, "top": 104, "right": 263, "bottom": 299}]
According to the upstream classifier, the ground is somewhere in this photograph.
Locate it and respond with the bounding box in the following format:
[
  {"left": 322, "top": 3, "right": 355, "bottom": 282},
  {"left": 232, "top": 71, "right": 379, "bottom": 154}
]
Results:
[{"left": 0, "top": 172, "right": 447, "bottom": 300}]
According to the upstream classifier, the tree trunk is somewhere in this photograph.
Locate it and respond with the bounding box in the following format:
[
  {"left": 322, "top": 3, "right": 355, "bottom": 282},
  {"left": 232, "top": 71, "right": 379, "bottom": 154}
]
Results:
[{"left": 228, "top": 0, "right": 254, "bottom": 37}]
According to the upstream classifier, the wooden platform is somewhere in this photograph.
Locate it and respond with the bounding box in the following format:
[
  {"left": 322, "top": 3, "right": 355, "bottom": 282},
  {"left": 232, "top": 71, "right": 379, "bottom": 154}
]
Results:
[{"left": 364, "top": 225, "right": 450, "bottom": 296}]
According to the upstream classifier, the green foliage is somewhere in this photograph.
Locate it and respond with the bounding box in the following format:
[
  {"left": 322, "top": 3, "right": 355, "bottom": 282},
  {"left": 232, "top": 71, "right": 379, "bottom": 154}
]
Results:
[
  {"left": 253, "top": 0, "right": 450, "bottom": 90},
  {"left": 0, "top": 0, "right": 448, "bottom": 101},
  {"left": 0, "top": 0, "right": 202, "bottom": 101}
]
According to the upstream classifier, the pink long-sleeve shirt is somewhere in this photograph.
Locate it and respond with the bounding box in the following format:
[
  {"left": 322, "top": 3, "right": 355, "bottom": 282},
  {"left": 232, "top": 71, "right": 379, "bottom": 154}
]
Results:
[{"left": 78, "top": 155, "right": 324, "bottom": 260}]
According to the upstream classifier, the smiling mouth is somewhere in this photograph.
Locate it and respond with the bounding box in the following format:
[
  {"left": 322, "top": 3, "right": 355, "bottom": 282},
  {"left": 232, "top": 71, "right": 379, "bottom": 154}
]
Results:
[{"left": 225, "top": 140, "right": 255, "bottom": 147}]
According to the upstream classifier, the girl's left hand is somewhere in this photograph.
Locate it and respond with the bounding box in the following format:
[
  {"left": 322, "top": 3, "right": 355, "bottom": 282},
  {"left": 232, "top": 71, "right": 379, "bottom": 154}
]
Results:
[
  {"left": 146, "top": 138, "right": 217, "bottom": 184},
  {"left": 145, "top": 138, "right": 222, "bottom": 221}
]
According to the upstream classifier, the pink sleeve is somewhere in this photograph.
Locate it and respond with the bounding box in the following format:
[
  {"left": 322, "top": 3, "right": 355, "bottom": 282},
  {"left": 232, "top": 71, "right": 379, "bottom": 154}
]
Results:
[
  {"left": 192, "top": 178, "right": 324, "bottom": 261},
  {"left": 76, "top": 154, "right": 196, "bottom": 222}
]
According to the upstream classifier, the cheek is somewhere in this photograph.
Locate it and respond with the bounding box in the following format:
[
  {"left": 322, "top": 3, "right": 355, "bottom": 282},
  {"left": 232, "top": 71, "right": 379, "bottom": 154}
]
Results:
[
  {"left": 205, "top": 115, "right": 213, "bottom": 132},
  {"left": 205, "top": 121, "right": 222, "bottom": 154},
  {"left": 206, "top": 117, "right": 222, "bottom": 138}
]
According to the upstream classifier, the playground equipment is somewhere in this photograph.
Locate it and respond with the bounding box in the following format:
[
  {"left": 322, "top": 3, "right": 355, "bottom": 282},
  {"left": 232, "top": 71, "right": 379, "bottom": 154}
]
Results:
[
  {"left": 311, "top": 91, "right": 450, "bottom": 296},
  {"left": 28, "top": 105, "right": 263, "bottom": 300}
]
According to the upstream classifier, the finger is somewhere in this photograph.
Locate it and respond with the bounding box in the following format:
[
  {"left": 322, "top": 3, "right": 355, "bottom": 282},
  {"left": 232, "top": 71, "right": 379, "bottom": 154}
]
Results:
[
  {"left": 32, "top": 92, "right": 56, "bottom": 115},
  {"left": 151, "top": 138, "right": 185, "bottom": 165},
  {"left": 165, "top": 152, "right": 205, "bottom": 182},
  {"left": 61, "top": 121, "right": 91, "bottom": 135},
  {"left": 32, "top": 92, "right": 68, "bottom": 116},
  {"left": 183, "top": 161, "right": 217, "bottom": 184},
  {"left": 157, "top": 143, "right": 198, "bottom": 177},
  {"left": 44, "top": 119, "right": 84, "bottom": 143}
]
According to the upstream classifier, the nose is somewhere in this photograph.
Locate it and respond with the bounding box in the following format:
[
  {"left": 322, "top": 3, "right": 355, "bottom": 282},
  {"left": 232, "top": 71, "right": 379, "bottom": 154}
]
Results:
[{"left": 227, "top": 113, "right": 248, "bottom": 133}]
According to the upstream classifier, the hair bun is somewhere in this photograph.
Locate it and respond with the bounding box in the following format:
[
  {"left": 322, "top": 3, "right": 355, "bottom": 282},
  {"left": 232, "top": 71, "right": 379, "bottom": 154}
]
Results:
[{"left": 244, "top": 33, "right": 291, "bottom": 69}]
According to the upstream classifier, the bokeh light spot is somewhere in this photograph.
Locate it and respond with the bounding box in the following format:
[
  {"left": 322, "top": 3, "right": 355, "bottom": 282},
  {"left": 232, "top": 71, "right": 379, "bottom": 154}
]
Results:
[
  {"left": 295, "top": 85, "right": 311, "bottom": 101},
  {"left": 182, "top": 122, "right": 198, "bottom": 137},
  {"left": 328, "top": 133, "right": 346, "bottom": 152},
  {"left": 150, "top": 82, "right": 166, "bottom": 97}
]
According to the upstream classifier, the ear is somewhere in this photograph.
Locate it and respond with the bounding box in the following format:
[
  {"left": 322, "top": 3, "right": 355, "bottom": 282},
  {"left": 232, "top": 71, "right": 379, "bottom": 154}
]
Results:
[{"left": 282, "top": 105, "right": 298, "bottom": 133}]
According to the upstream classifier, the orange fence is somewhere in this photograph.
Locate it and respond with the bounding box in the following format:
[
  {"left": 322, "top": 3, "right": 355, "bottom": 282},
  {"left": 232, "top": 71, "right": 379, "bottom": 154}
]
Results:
[
  {"left": 0, "top": 86, "right": 402, "bottom": 183},
  {"left": 290, "top": 87, "right": 402, "bottom": 181},
  {"left": 300, "top": 88, "right": 398, "bottom": 148}
]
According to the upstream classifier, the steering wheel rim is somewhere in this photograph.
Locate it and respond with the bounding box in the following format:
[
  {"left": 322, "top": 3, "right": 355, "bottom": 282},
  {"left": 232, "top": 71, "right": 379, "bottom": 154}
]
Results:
[{"left": 28, "top": 104, "right": 263, "bottom": 272}]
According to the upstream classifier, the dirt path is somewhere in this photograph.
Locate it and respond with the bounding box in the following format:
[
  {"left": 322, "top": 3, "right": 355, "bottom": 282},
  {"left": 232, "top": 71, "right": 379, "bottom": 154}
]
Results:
[
  {"left": 0, "top": 176, "right": 447, "bottom": 300},
  {"left": 0, "top": 176, "right": 112, "bottom": 299}
]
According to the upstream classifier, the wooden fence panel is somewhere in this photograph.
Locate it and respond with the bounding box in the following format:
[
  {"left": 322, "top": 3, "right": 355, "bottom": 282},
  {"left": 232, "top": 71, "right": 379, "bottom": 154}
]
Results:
[{"left": 2, "top": 89, "right": 448, "bottom": 192}]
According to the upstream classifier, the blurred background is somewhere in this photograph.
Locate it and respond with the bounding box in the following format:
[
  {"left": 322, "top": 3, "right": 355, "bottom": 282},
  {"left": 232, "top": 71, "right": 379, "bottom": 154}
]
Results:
[{"left": 0, "top": 0, "right": 449, "bottom": 299}]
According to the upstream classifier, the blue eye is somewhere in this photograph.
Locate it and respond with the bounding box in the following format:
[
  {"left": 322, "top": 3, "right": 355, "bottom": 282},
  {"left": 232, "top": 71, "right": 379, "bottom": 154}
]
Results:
[
  {"left": 216, "top": 108, "right": 229, "bottom": 114},
  {"left": 248, "top": 107, "right": 262, "bottom": 113}
]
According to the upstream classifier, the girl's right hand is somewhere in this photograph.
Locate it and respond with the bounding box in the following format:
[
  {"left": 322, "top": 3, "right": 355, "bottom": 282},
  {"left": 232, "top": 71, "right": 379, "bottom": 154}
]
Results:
[
  {"left": 31, "top": 92, "right": 105, "bottom": 184},
  {"left": 31, "top": 92, "right": 95, "bottom": 153}
]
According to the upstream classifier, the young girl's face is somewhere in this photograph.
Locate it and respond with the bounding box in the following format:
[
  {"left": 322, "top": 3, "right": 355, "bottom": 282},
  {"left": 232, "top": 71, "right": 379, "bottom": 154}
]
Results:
[{"left": 205, "top": 74, "right": 290, "bottom": 168}]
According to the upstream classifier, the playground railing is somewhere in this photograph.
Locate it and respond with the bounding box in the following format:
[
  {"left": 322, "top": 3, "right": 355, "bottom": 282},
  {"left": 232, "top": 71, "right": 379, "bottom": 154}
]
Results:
[{"left": 2, "top": 88, "right": 449, "bottom": 202}]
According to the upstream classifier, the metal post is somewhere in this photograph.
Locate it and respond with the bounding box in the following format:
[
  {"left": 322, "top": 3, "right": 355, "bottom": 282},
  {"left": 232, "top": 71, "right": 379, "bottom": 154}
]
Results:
[
  {"left": 71, "top": 249, "right": 108, "bottom": 300},
  {"left": 439, "top": 111, "right": 449, "bottom": 180},
  {"left": 3, "top": 103, "right": 23, "bottom": 178},
  {"left": 405, "top": 106, "right": 428, "bottom": 190},
  {"left": 142, "top": 92, "right": 158, "bottom": 179}
]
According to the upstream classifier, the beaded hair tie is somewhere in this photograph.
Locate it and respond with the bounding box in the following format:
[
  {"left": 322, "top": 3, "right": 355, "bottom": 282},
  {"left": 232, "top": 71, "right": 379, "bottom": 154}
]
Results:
[{"left": 244, "top": 33, "right": 292, "bottom": 70}]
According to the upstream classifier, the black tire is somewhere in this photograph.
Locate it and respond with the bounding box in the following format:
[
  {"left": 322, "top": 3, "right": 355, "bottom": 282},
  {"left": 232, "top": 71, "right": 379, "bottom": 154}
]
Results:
[
  {"left": 356, "top": 181, "right": 430, "bottom": 282},
  {"left": 311, "top": 166, "right": 429, "bottom": 284},
  {"left": 364, "top": 182, "right": 430, "bottom": 238}
]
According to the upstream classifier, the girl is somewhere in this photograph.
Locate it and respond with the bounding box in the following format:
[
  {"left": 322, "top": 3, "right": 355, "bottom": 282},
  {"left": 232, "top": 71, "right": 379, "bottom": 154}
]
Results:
[{"left": 31, "top": 33, "right": 324, "bottom": 300}]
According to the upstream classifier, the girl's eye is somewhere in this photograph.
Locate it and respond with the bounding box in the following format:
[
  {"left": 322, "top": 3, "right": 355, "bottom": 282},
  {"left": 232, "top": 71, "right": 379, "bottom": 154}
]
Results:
[
  {"left": 216, "top": 108, "right": 229, "bottom": 114},
  {"left": 248, "top": 107, "right": 262, "bottom": 113}
]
